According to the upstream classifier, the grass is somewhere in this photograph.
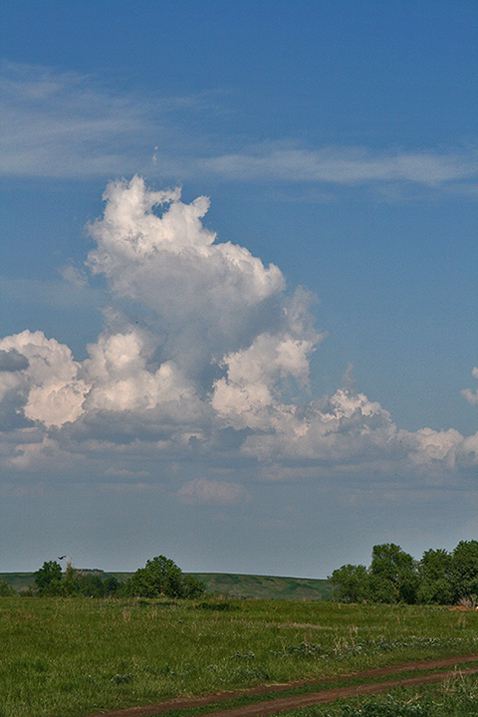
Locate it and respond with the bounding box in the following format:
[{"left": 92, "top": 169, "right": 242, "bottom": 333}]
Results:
[
  {"left": 0, "top": 597, "right": 477, "bottom": 717},
  {"left": 277, "top": 672, "right": 478, "bottom": 716}
]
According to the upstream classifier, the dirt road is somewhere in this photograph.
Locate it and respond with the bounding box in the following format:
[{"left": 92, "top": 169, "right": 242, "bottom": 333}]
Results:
[{"left": 88, "top": 654, "right": 478, "bottom": 717}]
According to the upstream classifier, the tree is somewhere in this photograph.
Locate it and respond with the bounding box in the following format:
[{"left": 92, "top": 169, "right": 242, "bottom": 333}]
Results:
[
  {"left": 369, "top": 544, "right": 418, "bottom": 604},
  {"left": 182, "top": 573, "right": 206, "bottom": 599},
  {"left": 417, "top": 548, "right": 453, "bottom": 605},
  {"left": 103, "top": 576, "right": 122, "bottom": 597},
  {"left": 75, "top": 572, "right": 106, "bottom": 598},
  {"left": 329, "top": 564, "right": 369, "bottom": 603},
  {"left": 34, "top": 560, "right": 63, "bottom": 596},
  {"left": 59, "top": 561, "right": 80, "bottom": 596},
  {"left": 450, "top": 540, "right": 478, "bottom": 603},
  {"left": 125, "top": 555, "right": 205, "bottom": 599}
]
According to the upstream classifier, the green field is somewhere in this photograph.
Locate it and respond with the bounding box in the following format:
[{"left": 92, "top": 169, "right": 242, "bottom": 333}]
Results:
[
  {"left": 1, "top": 595, "right": 477, "bottom": 717},
  {"left": 0, "top": 572, "right": 332, "bottom": 600}
]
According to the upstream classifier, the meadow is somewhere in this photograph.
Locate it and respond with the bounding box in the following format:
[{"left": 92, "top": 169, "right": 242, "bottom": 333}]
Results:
[{"left": 1, "top": 597, "right": 478, "bottom": 717}]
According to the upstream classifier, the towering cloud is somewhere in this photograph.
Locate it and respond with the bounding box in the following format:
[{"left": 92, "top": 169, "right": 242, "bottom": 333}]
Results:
[
  {"left": 86, "top": 176, "right": 286, "bottom": 376},
  {"left": 0, "top": 177, "right": 476, "bottom": 485}
]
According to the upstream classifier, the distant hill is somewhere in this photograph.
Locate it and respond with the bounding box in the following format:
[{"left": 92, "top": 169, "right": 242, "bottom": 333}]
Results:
[
  {"left": 0, "top": 573, "right": 35, "bottom": 592},
  {"left": 190, "top": 573, "right": 332, "bottom": 600},
  {"left": 0, "top": 571, "right": 332, "bottom": 601}
]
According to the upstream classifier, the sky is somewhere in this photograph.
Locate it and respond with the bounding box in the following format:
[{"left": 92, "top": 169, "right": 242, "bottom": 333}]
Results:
[{"left": 0, "top": 0, "right": 477, "bottom": 577}]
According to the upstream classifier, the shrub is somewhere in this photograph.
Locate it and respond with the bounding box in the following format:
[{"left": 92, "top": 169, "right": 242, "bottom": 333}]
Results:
[
  {"left": 125, "top": 555, "right": 205, "bottom": 599},
  {"left": 0, "top": 580, "right": 16, "bottom": 596},
  {"left": 34, "top": 560, "right": 63, "bottom": 596}
]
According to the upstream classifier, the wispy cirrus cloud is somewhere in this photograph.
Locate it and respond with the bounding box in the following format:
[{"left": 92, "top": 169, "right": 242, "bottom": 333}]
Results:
[
  {"left": 0, "top": 61, "right": 209, "bottom": 179},
  {"left": 197, "top": 144, "right": 478, "bottom": 186},
  {"left": 1, "top": 60, "right": 478, "bottom": 197}
]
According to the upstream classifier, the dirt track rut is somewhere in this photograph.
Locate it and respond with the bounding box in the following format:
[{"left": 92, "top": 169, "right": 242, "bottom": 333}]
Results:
[{"left": 88, "top": 654, "right": 478, "bottom": 717}]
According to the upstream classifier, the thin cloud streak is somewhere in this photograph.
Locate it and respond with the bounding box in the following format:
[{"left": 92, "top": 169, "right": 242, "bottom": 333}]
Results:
[
  {"left": 1, "top": 61, "right": 477, "bottom": 196},
  {"left": 198, "top": 146, "right": 478, "bottom": 185},
  {"left": 0, "top": 61, "right": 211, "bottom": 179}
]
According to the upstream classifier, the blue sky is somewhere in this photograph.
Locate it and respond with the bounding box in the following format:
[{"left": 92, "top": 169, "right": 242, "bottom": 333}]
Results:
[{"left": 0, "top": 0, "right": 477, "bottom": 576}]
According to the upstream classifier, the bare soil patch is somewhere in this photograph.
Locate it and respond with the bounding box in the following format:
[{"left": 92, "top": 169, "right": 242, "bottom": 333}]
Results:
[{"left": 88, "top": 654, "right": 478, "bottom": 717}]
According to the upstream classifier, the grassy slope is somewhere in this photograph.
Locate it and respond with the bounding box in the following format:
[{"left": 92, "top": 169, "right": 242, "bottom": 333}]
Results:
[
  {"left": 191, "top": 573, "right": 333, "bottom": 600},
  {"left": 0, "top": 572, "right": 332, "bottom": 600}
]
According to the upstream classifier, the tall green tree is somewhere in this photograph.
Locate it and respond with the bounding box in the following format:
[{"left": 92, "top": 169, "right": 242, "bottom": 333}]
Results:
[
  {"left": 450, "top": 540, "right": 478, "bottom": 603},
  {"left": 417, "top": 548, "right": 453, "bottom": 605},
  {"left": 369, "top": 543, "right": 418, "bottom": 604}
]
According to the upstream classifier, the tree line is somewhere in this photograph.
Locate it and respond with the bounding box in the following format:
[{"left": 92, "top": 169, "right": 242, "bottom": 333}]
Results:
[
  {"left": 329, "top": 540, "right": 478, "bottom": 605},
  {"left": 2, "top": 542, "right": 477, "bottom": 605},
  {"left": 0, "top": 555, "right": 206, "bottom": 599}
]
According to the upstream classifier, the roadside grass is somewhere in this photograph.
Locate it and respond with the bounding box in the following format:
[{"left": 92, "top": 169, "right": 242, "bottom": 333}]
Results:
[
  {"left": 0, "top": 597, "right": 477, "bottom": 717},
  {"left": 276, "top": 672, "right": 478, "bottom": 716},
  {"left": 122, "top": 663, "right": 478, "bottom": 717}
]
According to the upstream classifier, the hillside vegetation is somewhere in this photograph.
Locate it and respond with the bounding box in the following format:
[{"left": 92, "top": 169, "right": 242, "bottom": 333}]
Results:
[
  {"left": 192, "top": 572, "right": 333, "bottom": 600},
  {"left": 0, "top": 571, "right": 332, "bottom": 600}
]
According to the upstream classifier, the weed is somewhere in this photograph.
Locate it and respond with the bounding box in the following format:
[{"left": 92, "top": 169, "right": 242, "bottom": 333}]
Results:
[
  {"left": 282, "top": 642, "right": 326, "bottom": 657},
  {"left": 196, "top": 601, "right": 237, "bottom": 611},
  {"left": 341, "top": 698, "right": 430, "bottom": 715},
  {"left": 110, "top": 673, "right": 134, "bottom": 685}
]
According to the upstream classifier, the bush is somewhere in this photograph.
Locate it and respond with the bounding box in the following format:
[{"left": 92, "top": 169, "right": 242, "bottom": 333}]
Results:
[
  {"left": 0, "top": 580, "right": 16, "bottom": 596},
  {"left": 125, "top": 555, "right": 205, "bottom": 599},
  {"left": 34, "top": 560, "right": 63, "bottom": 596}
]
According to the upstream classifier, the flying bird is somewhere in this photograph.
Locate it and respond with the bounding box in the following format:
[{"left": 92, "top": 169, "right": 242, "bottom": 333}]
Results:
[{"left": 58, "top": 555, "right": 67, "bottom": 560}]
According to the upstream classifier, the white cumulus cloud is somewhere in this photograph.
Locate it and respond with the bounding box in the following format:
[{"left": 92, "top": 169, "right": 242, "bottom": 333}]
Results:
[
  {"left": 0, "top": 331, "right": 88, "bottom": 429},
  {"left": 0, "top": 177, "right": 475, "bottom": 484},
  {"left": 87, "top": 176, "right": 286, "bottom": 376}
]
